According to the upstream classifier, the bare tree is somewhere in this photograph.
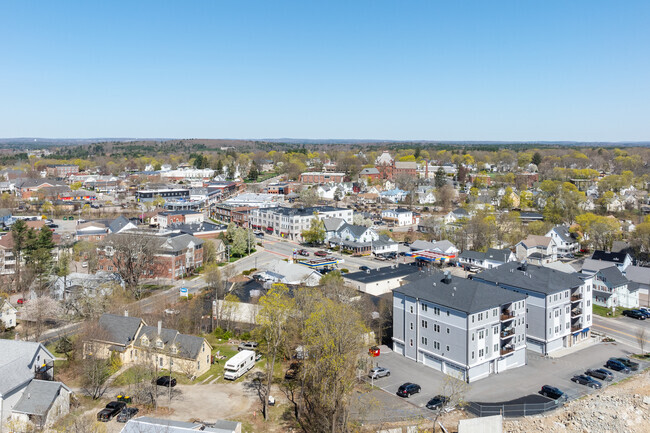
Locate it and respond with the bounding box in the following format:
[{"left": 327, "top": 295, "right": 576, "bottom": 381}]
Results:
[
  {"left": 430, "top": 373, "right": 470, "bottom": 432},
  {"left": 81, "top": 358, "right": 112, "bottom": 400},
  {"left": 102, "top": 233, "right": 160, "bottom": 299},
  {"left": 58, "top": 413, "right": 108, "bottom": 433},
  {"left": 20, "top": 296, "right": 63, "bottom": 340},
  {"left": 435, "top": 183, "right": 456, "bottom": 211}
]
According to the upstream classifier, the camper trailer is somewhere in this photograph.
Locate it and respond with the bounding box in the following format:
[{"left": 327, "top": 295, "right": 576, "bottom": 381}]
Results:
[{"left": 224, "top": 349, "right": 256, "bottom": 380}]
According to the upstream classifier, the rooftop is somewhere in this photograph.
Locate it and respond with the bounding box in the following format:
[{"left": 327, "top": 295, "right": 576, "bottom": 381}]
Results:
[
  {"left": 344, "top": 263, "right": 420, "bottom": 284},
  {"left": 475, "top": 261, "right": 585, "bottom": 295}
]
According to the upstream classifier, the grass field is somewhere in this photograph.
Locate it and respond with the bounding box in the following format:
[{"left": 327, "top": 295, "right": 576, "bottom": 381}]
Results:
[{"left": 592, "top": 304, "right": 623, "bottom": 318}]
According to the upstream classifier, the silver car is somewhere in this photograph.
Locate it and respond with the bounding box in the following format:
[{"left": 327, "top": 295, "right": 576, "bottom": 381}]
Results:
[{"left": 368, "top": 367, "right": 391, "bottom": 379}]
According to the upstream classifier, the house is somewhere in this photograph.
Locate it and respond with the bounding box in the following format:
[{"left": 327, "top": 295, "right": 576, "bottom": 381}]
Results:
[
  {"left": 393, "top": 271, "right": 527, "bottom": 382},
  {"left": 379, "top": 189, "right": 408, "bottom": 203},
  {"left": 343, "top": 263, "right": 420, "bottom": 296},
  {"left": 474, "top": 261, "right": 593, "bottom": 355},
  {"left": 0, "top": 300, "right": 17, "bottom": 329},
  {"left": 359, "top": 167, "right": 380, "bottom": 180},
  {"left": 256, "top": 260, "right": 322, "bottom": 287},
  {"left": 249, "top": 206, "right": 353, "bottom": 241},
  {"left": 323, "top": 217, "right": 347, "bottom": 240},
  {"left": 591, "top": 266, "right": 639, "bottom": 309},
  {"left": 589, "top": 250, "right": 633, "bottom": 272},
  {"left": 120, "top": 416, "right": 241, "bottom": 433},
  {"left": 458, "top": 248, "right": 515, "bottom": 270},
  {"left": 545, "top": 226, "right": 580, "bottom": 257},
  {"left": 0, "top": 209, "right": 12, "bottom": 228},
  {"left": 325, "top": 221, "right": 398, "bottom": 256},
  {"left": 515, "top": 235, "right": 557, "bottom": 265},
  {"left": 169, "top": 222, "right": 228, "bottom": 239},
  {"left": 518, "top": 212, "right": 544, "bottom": 223},
  {"left": 381, "top": 208, "right": 419, "bottom": 226},
  {"left": 417, "top": 186, "right": 436, "bottom": 205},
  {"left": 0, "top": 340, "right": 71, "bottom": 430},
  {"left": 624, "top": 265, "right": 650, "bottom": 298},
  {"left": 88, "top": 313, "right": 213, "bottom": 378},
  {"left": 50, "top": 272, "right": 124, "bottom": 302},
  {"left": 444, "top": 208, "right": 470, "bottom": 225},
  {"left": 75, "top": 216, "right": 138, "bottom": 242}
]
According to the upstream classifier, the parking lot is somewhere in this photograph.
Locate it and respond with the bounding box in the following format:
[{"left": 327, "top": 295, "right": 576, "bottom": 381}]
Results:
[{"left": 364, "top": 340, "right": 648, "bottom": 410}]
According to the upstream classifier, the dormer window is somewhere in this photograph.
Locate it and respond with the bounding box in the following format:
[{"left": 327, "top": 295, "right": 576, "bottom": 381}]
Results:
[
  {"left": 141, "top": 336, "right": 149, "bottom": 347},
  {"left": 171, "top": 345, "right": 178, "bottom": 354},
  {"left": 156, "top": 339, "right": 164, "bottom": 349}
]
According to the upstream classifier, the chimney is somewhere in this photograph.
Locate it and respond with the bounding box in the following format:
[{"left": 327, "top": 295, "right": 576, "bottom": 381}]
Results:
[
  {"left": 158, "top": 321, "right": 162, "bottom": 335},
  {"left": 443, "top": 270, "right": 452, "bottom": 284},
  {"left": 124, "top": 310, "right": 129, "bottom": 317}
]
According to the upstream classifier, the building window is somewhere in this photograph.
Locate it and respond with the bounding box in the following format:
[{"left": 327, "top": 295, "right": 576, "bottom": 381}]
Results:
[
  {"left": 410, "top": 322, "right": 413, "bottom": 330},
  {"left": 479, "top": 349, "right": 484, "bottom": 357},
  {"left": 471, "top": 333, "right": 474, "bottom": 341},
  {"left": 493, "top": 327, "right": 498, "bottom": 335},
  {"left": 421, "top": 303, "right": 428, "bottom": 312},
  {"left": 446, "top": 327, "right": 450, "bottom": 334},
  {"left": 422, "top": 320, "right": 428, "bottom": 328},
  {"left": 471, "top": 351, "right": 475, "bottom": 359},
  {"left": 434, "top": 307, "right": 440, "bottom": 315},
  {"left": 587, "top": 314, "right": 590, "bottom": 321},
  {"left": 409, "top": 339, "right": 413, "bottom": 347},
  {"left": 478, "top": 313, "right": 483, "bottom": 321},
  {"left": 447, "top": 310, "right": 450, "bottom": 316},
  {"left": 434, "top": 341, "right": 440, "bottom": 350},
  {"left": 494, "top": 344, "right": 498, "bottom": 352},
  {"left": 421, "top": 336, "right": 428, "bottom": 345},
  {"left": 410, "top": 306, "right": 414, "bottom": 314}
]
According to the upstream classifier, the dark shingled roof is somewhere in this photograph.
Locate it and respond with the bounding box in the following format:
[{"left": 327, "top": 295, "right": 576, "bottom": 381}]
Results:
[
  {"left": 98, "top": 314, "right": 143, "bottom": 346},
  {"left": 394, "top": 272, "right": 525, "bottom": 314},
  {"left": 344, "top": 264, "right": 420, "bottom": 284},
  {"left": 596, "top": 266, "right": 629, "bottom": 287},
  {"left": 135, "top": 326, "right": 206, "bottom": 360},
  {"left": 475, "top": 261, "right": 584, "bottom": 295},
  {"left": 591, "top": 250, "right": 630, "bottom": 263}
]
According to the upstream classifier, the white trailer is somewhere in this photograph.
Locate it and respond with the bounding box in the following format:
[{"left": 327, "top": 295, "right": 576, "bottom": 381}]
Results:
[{"left": 224, "top": 349, "right": 256, "bottom": 380}]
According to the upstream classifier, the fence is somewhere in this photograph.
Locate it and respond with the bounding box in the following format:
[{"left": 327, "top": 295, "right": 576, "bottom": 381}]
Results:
[{"left": 465, "top": 399, "right": 564, "bottom": 417}]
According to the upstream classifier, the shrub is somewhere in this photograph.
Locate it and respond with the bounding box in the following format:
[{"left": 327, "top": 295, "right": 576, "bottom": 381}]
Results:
[
  {"left": 242, "top": 270, "right": 251, "bottom": 276},
  {"left": 239, "top": 331, "right": 252, "bottom": 341},
  {"left": 214, "top": 327, "right": 233, "bottom": 341},
  {"left": 341, "top": 268, "right": 349, "bottom": 273}
]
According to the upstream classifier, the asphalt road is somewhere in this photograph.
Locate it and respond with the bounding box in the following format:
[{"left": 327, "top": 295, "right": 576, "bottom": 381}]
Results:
[{"left": 592, "top": 314, "right": 650, "bottom": 351}]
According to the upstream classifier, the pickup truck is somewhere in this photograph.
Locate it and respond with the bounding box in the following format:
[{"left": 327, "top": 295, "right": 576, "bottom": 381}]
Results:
[{"left": 97, "top": 401, "right": 126, "bottom": 422}]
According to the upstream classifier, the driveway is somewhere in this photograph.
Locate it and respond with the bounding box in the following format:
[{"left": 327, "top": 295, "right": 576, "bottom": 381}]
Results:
[{"left": 365, "top": 341, "right": 649, "bottom": 409}]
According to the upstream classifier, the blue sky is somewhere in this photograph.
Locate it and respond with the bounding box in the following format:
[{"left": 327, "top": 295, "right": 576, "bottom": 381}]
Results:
[{"left": 1, "top": 1, "right": 649, "bottom": 141}]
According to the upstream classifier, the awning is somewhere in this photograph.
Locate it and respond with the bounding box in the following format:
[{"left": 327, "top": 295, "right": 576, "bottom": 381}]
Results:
[{"left": 582, "top": 327, "right": 590, "bottom": 333}]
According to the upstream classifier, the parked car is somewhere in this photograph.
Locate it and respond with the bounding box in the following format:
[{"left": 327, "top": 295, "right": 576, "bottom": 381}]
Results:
[
  {"left": 540, "top": 385, "right": 566, "bottom": 400},
  {"left": 374, "top": 255, "right": 387, "bottom": 261},
  {"left": 396, "top": 383, "right": 421, "bottom": 398},
  {"left": 285, "top": 362, "right": 301, "bottom": 380},
  {"left": 585, "top": 369, "right": 613, "bottom": 381},
  {"left": 426, "top": 395, "right": 450, "bottom": 411},
  {"left": 156, "top": 376, "right": 177, "bottom": 387},
  {"left": 635, "top": 309, "right": 650, "bottom": 319},
  {"left": 238, "top": 341, "right": 259, "bottom": 351},
  {"left": 116, "top": 407, "right": 139, "bottom": 423},
  {"left": 604, "top": 359, "right": 631, "bottom": 373},
  {"left": 622, "top": 309, "right": 646, "bottom": 320},
  {"left": 359, "top": 266, "right": 371, "bottom": 272},
  {"left": 97, "top": 401, "right": 126, "bottom": 422},
  {"left": 368, "top": 367, "right": 390, "bottom": 379},
  {"left": 314, "top": 250, "right": 328, "bottom": 257},
  {"left": 17, "top": 298, "right": 26, "bottom": 304},
  {"left": 47, "top": 223, "right": 59, "bottom": 228},
  {"left": 571, "top": 374, "right": 602, "bottom": 389},
  {"left": 639, "top": 307, "right": 650, "bottom": 315},
  {"left": 611, "top": 357, "right": 639, "bottom": 371},
  {"left": 254, "top": 231, "right": 265, "bottom": 238},
  {"left": 297, "top": 249, "right": 310, "bottom": 256}
]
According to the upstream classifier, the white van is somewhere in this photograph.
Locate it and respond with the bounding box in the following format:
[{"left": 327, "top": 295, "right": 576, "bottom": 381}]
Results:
[{"left": 224, "top": 350, "right": 256, "bottom": 380}]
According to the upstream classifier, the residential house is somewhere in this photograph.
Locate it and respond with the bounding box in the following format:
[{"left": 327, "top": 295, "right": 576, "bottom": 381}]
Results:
[
  {"left": 515, "top": 235, "right": 557, "bottom": 265},
  {"left": 75, "top": 216, "right": 137, "bottom": 242},
  {"left": 249, "top": 206, "right": 353, "bottom": 241},
  {"left": 50, "top": 271, "right": 124, "bottom": 302},
  {"left": 474, "top": 261, "right": 593, "bottom": 355},
  {"left": 0, "top": 340, "right": 71, "bottom": 430},
  {"left": 444, "top": 208, "right": 470, "bottom": 225},
  {"left": 588, "top": 250, "right": 633, "bottom": 272},
  {"left": 591, "top": 266, "right": 639, "bottom": 309},
  {"left": 359, "top": 167, "right": 380, "bottom": 180},
  {"left": 545, "top": 226, "right": 580, "bottom": 257},
  {"left": 624, "top": 265, "right": 650, "bottom": 298},
  {"left": 0, "top": 300, "right": 17, "bottom": 329},
  {"left": 256, "top": 260, "right": 322, "bottom": 287},
  {"left": 393, "top": 271, "right": 527, "bottom": 382},
  {"left": 417, "top": 186, "right": 436, "bottom": 205},
  {"left": 157, "top": 210, "right": 204, "bottom": 229},
  {"left": 120, "top": 416, "right": 241, "bottom": 433},
  {"left": 381, "top": 208, "right": 419, "bottom": 227},
  {"left": 458, "top": 248, "right": 515, "bottom": 270},
  {"left": 324, "top": 220, "right": 398, "bottom": 256},
  {"left": 0, "top": 234, "right": 17, "bottom": 276},
  {"left": 89, "top": 313, "right": 213, "bottom": 378},
  {"left": 0, "top": 209, "right": 12, "bottom": 228},
  {"left": 344, "top": 263, "right": 419, "bottom": 296},
  {"left": 379, "top": 189, "right": 408, "bottom": 203}
]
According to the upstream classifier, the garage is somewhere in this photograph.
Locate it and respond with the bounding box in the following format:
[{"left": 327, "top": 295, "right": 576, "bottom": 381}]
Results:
[
  {"left": 422, "top": 353, "right": 443, "bottom": 371},
  {"left": 445, "top": 363, "right": 466, "bottom": 381},
  {"left": 393, "top": 342, "right": 404, "bottom": 356},
  {"left": 526, "top": 338, "right": 544, "bottom": 354}
]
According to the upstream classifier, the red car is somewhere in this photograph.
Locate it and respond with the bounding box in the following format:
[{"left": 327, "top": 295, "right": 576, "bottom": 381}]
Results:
[
  {"left": 314, "top": 251, "right": 328, "bottom": 257},
  {"left": 17, "top": 298, "right": 26, "bottom": 305},
  {"left": 297, "top": 249, "right": 310, "bottom": 256}
]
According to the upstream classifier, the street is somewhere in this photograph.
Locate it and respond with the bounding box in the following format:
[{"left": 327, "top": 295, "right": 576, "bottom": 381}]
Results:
[{"left": 592, "top": 314, "right": 650, "bottom": 350}]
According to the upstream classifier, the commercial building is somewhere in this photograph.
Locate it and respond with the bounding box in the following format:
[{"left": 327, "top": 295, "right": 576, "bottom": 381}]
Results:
[
  {"left": 344, "top": 263, "right": 420, "bottom": 296},
  {"left": 474, "top": 261, "right": 592, "bottom": 355},
  {"left": 299, "top": 172, "right": 346, "bottom": 184},
  {"left": 46, "top": 164, "right": 79, "bottom": 178},
  {"left": 249, "top": 206, "right": 353, "bottom": 241},
  {"left": 135, "top": 187, "right": 190, "bottom": 202},
  {"left": 393, "top": 271, "right": 527, "bottom": 382}
]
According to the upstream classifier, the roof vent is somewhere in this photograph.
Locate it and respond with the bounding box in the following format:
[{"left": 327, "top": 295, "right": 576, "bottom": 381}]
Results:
[
  {"left": 520, "top": 260, "right": 527, "bottom": 271},
  {"left": 442, "top": 270, "right": 452, "bottom": 284}
]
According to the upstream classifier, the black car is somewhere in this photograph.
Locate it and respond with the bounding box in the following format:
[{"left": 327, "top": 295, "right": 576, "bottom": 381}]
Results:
[
  {"left": 426, "top": 395, "right": 450, "bottom": 411},
  {"left": 605, "top": 359, "right": 631, "bottom": 373},
  {"left": 116, "top": 407, "right": 139, "bottom": 423},
  {"left": 97, "top": 401, "right": 126, "bottom": 422},
  {"left": 540, "top": 385, "right": 566, "bottom": 400},
  {"left": 612, "top": 357, "right": 639, "bottom": 371},
  {"left": 571, "top": 374, "right": 602, "bottom": 389},
  {"left": 156, "top": 376, "right": 177, "bottom": 387},
  {"left": 359, "top": 266, "right": 371, "bottom": 272},
  {"left": 396, "top": 383, "right": 421, "bottom": 398},
  {"left": 622, "top": 309, "right": 646, "bottom": 320},
  {"left": 635, "top": 309, "right": 650, "bottom": 319},
  {"left": 585, "top": 369, "right": 613, "bottom": 381}
]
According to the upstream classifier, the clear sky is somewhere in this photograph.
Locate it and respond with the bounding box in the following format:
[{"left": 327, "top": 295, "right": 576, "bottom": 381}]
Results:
[{"left": 1, "top": 1, "right": 649, "bottom": 141}]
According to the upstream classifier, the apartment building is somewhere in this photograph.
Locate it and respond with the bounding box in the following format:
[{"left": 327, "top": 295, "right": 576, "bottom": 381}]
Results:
[
  {"left": 46, "top": 164, "right": 79, "bottom": 178},
  {"left": 249, "top": 206, "right": 353, "bottom": 241},
  {"left": 299, "top": 172, "right": 346, "bottom": 184},
  {"left": 135, "top": 187, "right": 190, "bottom": 202},
  {"left": 474, "top": 261, "right": 592, "bottom": 355},
  {"left": 381, "top": 208, "right": 419, "bottom": 227},
  {"left": 157, "top": 210, "right": 204, "bottom": 229},
  {"left": 393, "top": 271, "right": 527, "bottom": 382}
]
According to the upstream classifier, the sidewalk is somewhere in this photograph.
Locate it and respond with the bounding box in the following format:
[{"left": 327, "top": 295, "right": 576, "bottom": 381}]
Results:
[{"left": 547, "top": 335, "right": 600, "bottom": 359}]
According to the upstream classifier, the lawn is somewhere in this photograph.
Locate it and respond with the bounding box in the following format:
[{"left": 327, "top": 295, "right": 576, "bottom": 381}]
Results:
[
  {"left": 592, "top": 304, "right": 623, "bottom": 318},
  {"left": 196, "top": 340, "right": 240, "bottom": 384}
]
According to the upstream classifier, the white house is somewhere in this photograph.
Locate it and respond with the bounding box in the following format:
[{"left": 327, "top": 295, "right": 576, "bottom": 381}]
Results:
[
  {"left": 458, "top": 248, "right": 515, "bottom": 270},
  {"left": 545, "top": 226, "right": 579, "bottom": 257},
  {"left": 417, "top": 187, "right": 436, "bottom": 205},
  {"left": 591, "top": 266, "right": 639, "bottom": 309},
  {"left": 379, "top": 189, "right": 407, "bottom": 203},
  {"left": 444, "top": 208, "right": 470, "bottom": 225},
  {"left": 515, "top": 235, "right": 557, "bottom": 265},
  {"left": 0, "top": 300, "right": 17, "bottom": 329},
  {"left": 381, "top": 208, "right": 419, "bottom": 227}
]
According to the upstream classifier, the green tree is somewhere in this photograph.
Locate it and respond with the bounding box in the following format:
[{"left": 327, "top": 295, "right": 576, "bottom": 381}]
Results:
[
  {"left": 301, "top": 217, "right": 325, "bottom": 245},
  {"left": 248, "top": 163, "right": 259, "bottom": 181},
  {"left": 41, "top": 200, "right": 53, "bottom": 215},
  {"left": 531, "top": 152, "right": 542, "bottom": 166},
  {"left": 11, "top": 219, "right": 29, "bottom": 293},
  {"left": 152, "top": 195, "right": 166, "bottom": 208},
  {"left": 256, "top": 284, "right": 295, "bottom": 420},
  {"left": 434, "top": 167, "right": 447, "bottom": 188},
  {"left": 230, "top": 228, "right": 248, "bottom": 257},
  {"left": 70, "top": 181, "right": 83, "bottom": 190}
]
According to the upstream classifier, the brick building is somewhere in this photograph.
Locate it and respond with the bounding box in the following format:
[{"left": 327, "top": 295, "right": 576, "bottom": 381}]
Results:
[
  {"left": 299, "top": 172, "right": 346, "bottom": 184},
  {"left": 46, "top": 164, "right": 79, "bottom": 178}
]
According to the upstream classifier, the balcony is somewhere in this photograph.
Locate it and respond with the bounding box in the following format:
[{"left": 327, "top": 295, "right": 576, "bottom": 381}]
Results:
[
  {"left": 571, "top": 294, "right": 582, "bottom": 302},
  {"left": 500, "top": 311, "right": 515, "bottom": 321},
  {"left": 571, "top": 309, "right": 582, "bottom": 318},
  {"left": 500, "top": 329, "right": 515, "bottom": 339},
  {"left": 571, "top": 325, "right": 582, "bottom": 332},
  {"left": 500, "top": 346, "right": 515, "bottom": 356}
]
